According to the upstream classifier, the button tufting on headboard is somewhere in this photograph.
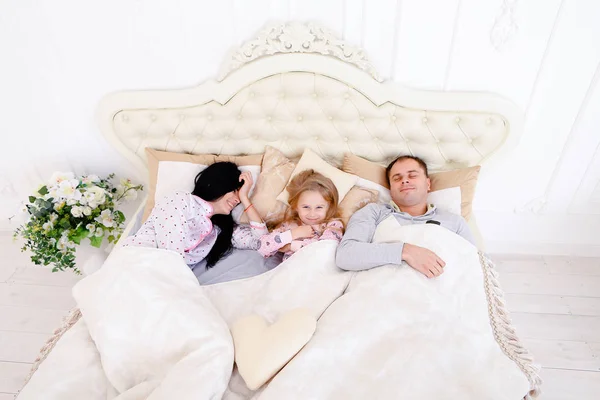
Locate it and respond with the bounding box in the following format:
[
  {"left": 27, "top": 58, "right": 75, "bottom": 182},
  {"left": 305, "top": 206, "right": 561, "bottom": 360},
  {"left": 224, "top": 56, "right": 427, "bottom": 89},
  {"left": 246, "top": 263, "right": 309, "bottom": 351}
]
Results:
[{"left": 97, "top": 26, "right": 523, "bottom": 179}]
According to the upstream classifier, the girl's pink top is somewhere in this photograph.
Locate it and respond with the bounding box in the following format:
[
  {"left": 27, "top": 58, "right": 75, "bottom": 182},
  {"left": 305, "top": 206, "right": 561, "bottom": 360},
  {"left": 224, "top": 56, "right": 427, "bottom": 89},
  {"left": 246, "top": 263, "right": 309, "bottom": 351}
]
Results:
[{"left": 257, "top": 220, "right": 344, "bottom": 260}]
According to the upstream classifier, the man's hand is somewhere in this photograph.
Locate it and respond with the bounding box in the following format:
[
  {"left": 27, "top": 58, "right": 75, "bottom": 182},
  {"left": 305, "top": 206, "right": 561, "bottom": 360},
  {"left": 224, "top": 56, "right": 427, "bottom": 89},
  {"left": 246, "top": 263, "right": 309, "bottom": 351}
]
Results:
[{"left": 401, "top": 243, "right": 446, "bottom": 278}]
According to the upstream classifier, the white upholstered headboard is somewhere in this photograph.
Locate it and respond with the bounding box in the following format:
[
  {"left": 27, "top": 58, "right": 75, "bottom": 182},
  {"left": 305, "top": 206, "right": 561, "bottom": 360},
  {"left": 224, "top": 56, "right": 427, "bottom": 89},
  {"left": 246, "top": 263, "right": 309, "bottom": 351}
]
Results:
[{"left": 97, "top": 22, "right": 523, "bottom": 181}]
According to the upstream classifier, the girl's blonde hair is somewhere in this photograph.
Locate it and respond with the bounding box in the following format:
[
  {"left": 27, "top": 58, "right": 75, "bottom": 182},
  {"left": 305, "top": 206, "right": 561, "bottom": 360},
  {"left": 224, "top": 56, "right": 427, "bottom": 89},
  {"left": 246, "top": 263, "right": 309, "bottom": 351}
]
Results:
[{"left": 275, "top": 169, "right": 342, "bottom": 228}]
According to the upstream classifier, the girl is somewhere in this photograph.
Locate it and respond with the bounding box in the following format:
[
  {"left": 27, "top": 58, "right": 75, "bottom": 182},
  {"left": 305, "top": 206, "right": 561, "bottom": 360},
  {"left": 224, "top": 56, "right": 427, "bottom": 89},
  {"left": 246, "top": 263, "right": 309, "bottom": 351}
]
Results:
[
  {"left": 258, "top": 169, "right": 344, "bottom": 260},
  {"left": 124, "top": 162, "right": 267, "bottom": 268}
]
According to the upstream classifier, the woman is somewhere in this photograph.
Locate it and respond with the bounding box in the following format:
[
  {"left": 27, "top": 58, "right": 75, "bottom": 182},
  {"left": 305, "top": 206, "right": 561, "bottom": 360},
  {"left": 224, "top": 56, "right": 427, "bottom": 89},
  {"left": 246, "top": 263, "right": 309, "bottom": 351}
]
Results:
[{"left": 124, "top": 162, "right": 267, "bottom": 269}]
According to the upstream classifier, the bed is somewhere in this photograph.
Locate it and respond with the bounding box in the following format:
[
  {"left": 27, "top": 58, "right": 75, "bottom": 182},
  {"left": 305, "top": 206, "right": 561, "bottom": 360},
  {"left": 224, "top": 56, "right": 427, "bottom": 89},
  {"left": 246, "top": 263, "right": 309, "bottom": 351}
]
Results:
[{"left": 17, "top": 22, "right": 539, "bottom": 400}]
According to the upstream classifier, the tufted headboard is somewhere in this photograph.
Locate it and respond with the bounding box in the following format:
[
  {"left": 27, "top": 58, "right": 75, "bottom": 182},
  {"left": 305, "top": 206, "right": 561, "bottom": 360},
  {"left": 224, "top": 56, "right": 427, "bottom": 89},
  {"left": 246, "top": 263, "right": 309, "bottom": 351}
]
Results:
[{"left": 97, "top": 22, "right": 523, "bottom": 182}]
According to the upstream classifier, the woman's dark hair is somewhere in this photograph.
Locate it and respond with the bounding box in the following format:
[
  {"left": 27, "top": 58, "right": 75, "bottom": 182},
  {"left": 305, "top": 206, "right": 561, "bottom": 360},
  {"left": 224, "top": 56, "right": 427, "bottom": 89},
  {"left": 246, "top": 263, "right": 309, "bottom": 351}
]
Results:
[{"left": 192, "top": 161, "right": 243, "bottom": 268}]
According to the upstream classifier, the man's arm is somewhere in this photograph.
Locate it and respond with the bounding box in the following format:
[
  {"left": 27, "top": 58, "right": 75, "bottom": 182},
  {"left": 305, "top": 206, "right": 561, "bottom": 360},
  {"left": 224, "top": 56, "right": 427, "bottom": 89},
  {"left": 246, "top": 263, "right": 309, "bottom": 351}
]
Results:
[
  {"left": 456, "top": 217, "right": 476, "bottom": 246},
  {"left": 335, "top": 204, "right": 404, "bottom": 271}
]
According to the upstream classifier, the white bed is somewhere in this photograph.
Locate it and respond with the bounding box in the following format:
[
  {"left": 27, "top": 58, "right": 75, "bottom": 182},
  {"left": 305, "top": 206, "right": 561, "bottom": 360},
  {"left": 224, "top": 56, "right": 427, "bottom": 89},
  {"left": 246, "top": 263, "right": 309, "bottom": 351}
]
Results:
[{"left": 17, "top": 22, "right": 539, "bottom": 400}]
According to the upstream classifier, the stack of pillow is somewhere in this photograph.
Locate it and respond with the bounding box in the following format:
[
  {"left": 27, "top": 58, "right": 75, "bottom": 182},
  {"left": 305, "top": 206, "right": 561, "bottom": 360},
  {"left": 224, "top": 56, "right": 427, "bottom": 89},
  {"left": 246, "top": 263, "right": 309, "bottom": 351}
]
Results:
[{"left": 144, "top": 146, "right": 480, "bottom": 227}]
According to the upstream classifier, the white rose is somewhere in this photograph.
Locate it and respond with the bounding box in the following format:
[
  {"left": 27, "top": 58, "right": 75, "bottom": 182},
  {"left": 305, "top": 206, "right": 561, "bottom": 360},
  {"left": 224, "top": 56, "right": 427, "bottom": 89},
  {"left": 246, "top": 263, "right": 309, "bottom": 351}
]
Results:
[
  {"left": 71, "top": 206, "right": 83, "bottom": 218},
  {"left": 82, "top": 206, "right": 92, "bottom": 216},
  {"left": 96, "top": 209, "right": 115, "bottom": 228},
  {"left": 84, "top": 187, "right": 106, "bottom": 207}
]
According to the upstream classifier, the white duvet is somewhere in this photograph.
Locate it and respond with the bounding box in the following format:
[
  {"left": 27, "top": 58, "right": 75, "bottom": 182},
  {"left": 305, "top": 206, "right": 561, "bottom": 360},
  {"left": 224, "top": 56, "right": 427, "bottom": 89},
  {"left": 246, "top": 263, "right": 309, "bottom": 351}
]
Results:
[
  {"left": 255, "top": 216, "right": 537, "bottom": 399},
  {"left": 17, "top": 217, "right": 539, "bottom": 400}
]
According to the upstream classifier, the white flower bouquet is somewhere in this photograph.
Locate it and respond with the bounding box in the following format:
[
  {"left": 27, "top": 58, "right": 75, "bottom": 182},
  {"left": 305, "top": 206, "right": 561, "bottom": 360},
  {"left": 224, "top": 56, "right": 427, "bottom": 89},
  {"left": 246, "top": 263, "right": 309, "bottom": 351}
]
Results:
[{"left": 14, "top": 172, "right": 143, "bottom": 274}]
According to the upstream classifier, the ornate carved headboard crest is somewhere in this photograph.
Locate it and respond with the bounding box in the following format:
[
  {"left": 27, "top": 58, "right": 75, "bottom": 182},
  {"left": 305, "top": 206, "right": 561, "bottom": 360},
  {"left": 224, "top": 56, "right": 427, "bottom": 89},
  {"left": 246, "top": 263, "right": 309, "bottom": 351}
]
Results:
[{"left": 218, "top": 22, "right": 382, "bottom": 82}]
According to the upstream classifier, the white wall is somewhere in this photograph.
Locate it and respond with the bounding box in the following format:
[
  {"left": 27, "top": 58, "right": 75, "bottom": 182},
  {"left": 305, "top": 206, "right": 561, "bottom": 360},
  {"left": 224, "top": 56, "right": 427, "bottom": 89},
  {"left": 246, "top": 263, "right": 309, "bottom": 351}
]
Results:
[{"left": 2, "top": 0, "right": 599, "bottom": 255}]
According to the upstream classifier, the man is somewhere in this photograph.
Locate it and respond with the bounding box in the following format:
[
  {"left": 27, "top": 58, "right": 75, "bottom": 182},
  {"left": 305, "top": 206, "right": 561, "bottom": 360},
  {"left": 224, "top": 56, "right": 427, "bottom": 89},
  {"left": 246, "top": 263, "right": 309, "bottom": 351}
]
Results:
[{"left": 336, "top": 155, "right": 476, "bottom": 278}]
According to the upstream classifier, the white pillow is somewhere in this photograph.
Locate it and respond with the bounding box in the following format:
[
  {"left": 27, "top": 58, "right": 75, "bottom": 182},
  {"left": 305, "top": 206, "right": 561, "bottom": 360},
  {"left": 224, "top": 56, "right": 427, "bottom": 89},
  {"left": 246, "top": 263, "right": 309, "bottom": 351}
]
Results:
[
  {"left": 427, "top": 187, "right": 462, "bottom": 216},
  {"left": 355, "top": 178, "right": 462, "bottom": 216},
  {"left": 276, "top": 148, "right": 358, "bottom": 205},
  {"left": 155, "top": 161, "right": 260, "bottom": 223},
  {"left": 355, "top": 177, "right": 392, "bottom": 204}
]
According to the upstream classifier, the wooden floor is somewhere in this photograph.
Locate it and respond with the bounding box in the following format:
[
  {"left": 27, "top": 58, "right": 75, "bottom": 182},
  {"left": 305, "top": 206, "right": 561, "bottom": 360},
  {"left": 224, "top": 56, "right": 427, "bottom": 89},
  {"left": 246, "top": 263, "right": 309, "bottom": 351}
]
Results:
[{"left": 1, "top": 232, "right": 599, "bottom": 399}]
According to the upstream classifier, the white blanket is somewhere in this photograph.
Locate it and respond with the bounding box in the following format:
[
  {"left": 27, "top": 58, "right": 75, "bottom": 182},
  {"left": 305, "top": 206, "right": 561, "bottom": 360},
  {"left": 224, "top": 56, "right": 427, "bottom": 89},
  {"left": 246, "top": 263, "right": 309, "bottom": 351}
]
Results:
[
  {"left": 17, "top": 241, "right": 350, "bottom": 400},
  {"left": 255, "top": 217, "right": 539, "bottom": 399},
  {"left": 19, "top": 247, "right": 235, "bottom": 400},
  {"left": 18, "top": 220, "right": 540, "bottom": 399}
]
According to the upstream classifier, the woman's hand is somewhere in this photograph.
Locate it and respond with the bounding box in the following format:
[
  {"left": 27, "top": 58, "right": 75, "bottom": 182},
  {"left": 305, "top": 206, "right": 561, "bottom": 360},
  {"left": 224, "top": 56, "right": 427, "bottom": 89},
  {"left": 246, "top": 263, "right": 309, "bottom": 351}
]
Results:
[
  {"left": 238, "top": 171, "right": 253, "bottom": 203},
  {"left": 291, "top": 225, "right": 314, "bottom": 240},
  {"left": 237, "top": 171, "right": 265, "bottom": 225}
]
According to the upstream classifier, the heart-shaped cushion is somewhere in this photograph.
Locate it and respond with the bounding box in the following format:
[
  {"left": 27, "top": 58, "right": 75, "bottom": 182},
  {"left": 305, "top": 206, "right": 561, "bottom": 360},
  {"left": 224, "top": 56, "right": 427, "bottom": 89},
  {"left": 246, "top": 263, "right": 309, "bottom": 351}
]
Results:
[{"left": 231, "top": 308, "right": 317, "bottom": 390}]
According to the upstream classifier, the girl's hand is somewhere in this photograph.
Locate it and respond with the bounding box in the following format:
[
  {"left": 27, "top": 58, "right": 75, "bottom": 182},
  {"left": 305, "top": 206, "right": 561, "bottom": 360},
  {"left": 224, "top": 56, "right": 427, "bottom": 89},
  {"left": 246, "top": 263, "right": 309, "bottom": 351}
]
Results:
[
  {"left": 238, "top": 171, "right": 253, "bottom": 202},
  {"left": 291, "top": 225, "right": 314, "bottom": 240},
  {"left": 311, "top": 223, "right": 326, "bottom": 235},
  {"left": 279, "top": 244, "right": 292, "bottom": 253}
]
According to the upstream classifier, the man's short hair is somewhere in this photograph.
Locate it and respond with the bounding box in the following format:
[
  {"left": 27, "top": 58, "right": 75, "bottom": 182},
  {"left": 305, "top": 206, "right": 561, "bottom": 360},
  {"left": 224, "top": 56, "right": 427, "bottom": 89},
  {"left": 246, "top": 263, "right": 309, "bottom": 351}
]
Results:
[{"left": 385, "top": 155, "right": 429, "bottom": 183}]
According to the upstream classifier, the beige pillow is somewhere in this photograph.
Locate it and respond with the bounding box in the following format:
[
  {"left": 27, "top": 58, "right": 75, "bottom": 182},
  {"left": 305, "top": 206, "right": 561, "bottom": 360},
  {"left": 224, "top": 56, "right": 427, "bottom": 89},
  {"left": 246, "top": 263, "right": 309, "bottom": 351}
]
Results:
[
  {"left": 342, "top": 153, "right": 481, "bottom": 220},
  {"left": 143, "top": 148, "right": 263, "bottom": 221},
  {"left": 231, "top": 308, "right": 317, "bottom": 390},
  {"left": 276, "top": 148, "right": 358, "bottom": 205},
  {"left": 240, "top": 146, "right": 297, "bottom": 225},
  {"left": 429, "top": 168, "right": 481, "bottom": 221},
  {"left": 338, "top": 187, "right": 379, "bottom": 227}
]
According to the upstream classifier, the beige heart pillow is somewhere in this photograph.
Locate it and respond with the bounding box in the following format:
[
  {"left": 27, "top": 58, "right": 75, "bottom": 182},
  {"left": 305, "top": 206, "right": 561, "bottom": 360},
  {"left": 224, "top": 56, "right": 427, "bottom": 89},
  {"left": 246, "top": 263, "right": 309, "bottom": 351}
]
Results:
[{"left": 231, "top": 308, "right": 317, "bottom": 390}]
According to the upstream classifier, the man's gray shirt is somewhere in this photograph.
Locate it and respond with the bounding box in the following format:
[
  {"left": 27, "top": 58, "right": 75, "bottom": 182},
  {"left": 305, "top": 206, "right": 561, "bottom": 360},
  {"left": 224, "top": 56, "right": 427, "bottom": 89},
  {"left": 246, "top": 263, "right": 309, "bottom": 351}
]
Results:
[{"left": 335, "top": 203, "right": 476, "bottom": 271}]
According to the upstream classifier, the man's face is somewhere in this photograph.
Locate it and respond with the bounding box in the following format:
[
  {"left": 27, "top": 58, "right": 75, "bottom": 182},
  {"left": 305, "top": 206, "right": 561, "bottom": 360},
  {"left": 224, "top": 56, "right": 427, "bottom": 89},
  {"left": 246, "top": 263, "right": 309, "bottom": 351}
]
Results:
[{"left": 388, "top": 159, "right": 430, "bottom": 209}]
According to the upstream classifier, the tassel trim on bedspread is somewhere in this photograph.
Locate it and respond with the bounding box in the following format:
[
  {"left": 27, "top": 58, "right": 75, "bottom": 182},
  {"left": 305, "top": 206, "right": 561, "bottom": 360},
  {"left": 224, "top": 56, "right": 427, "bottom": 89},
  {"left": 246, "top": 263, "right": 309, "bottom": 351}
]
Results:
[
  {"left": 19, "top": 308, "right": 83, "bottom": 391},
  {"left": 478, "top": 252, "right": 543, "bottom": 399}
]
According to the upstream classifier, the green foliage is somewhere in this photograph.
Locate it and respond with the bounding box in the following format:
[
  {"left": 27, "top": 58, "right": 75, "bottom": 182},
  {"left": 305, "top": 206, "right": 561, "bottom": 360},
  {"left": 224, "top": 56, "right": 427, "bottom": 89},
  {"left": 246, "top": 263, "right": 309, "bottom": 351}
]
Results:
[{"left": 14, "top": 173, "right": 143, "bottom": 274}]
